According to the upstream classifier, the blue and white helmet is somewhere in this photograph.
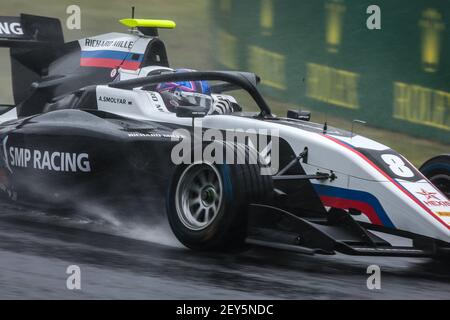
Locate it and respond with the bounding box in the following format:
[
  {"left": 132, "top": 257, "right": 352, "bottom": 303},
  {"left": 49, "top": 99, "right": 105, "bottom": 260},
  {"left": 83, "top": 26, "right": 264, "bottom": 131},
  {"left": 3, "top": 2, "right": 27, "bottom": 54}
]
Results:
[{"left": 156, "top": 69, "right": 212, "bottom": 111}]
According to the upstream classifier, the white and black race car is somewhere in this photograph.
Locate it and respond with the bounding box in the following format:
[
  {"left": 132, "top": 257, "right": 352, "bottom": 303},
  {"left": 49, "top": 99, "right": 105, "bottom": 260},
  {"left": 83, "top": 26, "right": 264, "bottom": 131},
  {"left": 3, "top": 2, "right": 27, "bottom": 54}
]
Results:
[{"left": 0, "top": 14, "right": 449, "bottom": 259}]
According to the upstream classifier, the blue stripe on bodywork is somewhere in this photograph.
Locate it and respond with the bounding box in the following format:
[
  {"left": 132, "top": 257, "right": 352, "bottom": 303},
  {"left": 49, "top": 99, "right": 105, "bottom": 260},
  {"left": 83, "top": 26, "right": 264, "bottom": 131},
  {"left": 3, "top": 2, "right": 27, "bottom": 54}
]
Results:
[
  {"left": 81, "top": 50, "right": 143, "bottom": 62},
  {"left": 312, "top": 184, "right": 395, "bottom": 228}
]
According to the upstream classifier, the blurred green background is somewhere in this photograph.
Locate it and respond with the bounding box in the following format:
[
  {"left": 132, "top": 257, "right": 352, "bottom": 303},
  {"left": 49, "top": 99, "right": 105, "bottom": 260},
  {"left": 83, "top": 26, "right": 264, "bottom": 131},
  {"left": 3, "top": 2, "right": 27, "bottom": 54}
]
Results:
[{"left": 0, "top": 0, "right": 448, "bottom": 165}]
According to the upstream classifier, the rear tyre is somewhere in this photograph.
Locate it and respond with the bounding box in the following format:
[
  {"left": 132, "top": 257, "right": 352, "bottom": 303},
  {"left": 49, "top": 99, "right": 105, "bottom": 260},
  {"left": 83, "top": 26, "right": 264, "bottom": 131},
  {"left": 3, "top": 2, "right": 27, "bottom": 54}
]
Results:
[
  {"left": 419, "top": 155, "right": 450, "bottom": 198},
  {"left": 166, "top": 144, "right": 272, "bottom": 251}
]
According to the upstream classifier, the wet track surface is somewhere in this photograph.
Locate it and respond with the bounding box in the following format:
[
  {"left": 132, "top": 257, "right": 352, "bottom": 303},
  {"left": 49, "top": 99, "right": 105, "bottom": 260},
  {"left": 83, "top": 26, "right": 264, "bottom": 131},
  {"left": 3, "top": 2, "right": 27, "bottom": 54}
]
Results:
[{"left": 0, "top": 200, "right": 449, "bottom": 299}]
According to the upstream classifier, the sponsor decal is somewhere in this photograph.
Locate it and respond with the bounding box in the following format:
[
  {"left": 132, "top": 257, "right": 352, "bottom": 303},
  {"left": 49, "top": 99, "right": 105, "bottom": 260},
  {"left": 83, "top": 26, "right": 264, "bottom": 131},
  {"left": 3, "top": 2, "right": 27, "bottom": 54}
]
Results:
[
  {"left": 8, "top": 147, "right": 91, "bottom": 172},
  {"left": 416, "top": 188, "right": 440, "bottom": 200},
  {"left": 98, "top": 95, "right": 132, "bottom": 105},
  {"left": 0, "top": 17, "right": 24, "bottom": 37},
  {"left": 127, "top": 132, "right": 183, "bottom": 139},
  {"left": 79, "top": 34, "right": 150, "bottom": 70},
  {"left": 149, "top": 92, "right": 167, "bottom": 112},
  {"left": 83, "top": 38, "right": 134, "bottom": 49},
  {"left": 423, "top": 200, "right": 450, "bottom": 207},
  {"left": 416, "top": 188, "right": 450, "bottom": 207}
]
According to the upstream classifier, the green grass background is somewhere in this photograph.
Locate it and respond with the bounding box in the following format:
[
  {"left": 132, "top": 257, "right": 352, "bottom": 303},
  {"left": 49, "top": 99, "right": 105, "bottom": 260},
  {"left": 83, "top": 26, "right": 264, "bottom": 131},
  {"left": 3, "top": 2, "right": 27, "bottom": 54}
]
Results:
[{"left": 0, "top": 0, "right": 448, "bottom": 165}]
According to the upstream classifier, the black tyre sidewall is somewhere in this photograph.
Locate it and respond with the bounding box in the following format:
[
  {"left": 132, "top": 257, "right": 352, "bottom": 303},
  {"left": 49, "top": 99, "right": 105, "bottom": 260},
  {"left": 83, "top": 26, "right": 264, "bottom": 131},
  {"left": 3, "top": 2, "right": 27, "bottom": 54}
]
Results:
[{"left": 420, "top": 155, "right": 450, "bottom": 197}]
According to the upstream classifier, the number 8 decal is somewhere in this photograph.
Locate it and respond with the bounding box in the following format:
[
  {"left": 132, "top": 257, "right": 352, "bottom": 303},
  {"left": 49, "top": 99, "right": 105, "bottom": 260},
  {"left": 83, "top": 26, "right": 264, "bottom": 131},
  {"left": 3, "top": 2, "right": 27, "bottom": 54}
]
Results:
[{"left": 381, "top": 154, "right": 414, "bottom": 178}]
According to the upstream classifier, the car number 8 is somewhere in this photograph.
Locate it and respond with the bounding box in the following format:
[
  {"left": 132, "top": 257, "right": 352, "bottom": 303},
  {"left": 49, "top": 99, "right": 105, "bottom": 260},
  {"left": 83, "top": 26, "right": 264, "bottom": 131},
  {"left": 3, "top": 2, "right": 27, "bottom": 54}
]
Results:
[{"left": 381, "top": 154, "right": 414, "bottom": 178}]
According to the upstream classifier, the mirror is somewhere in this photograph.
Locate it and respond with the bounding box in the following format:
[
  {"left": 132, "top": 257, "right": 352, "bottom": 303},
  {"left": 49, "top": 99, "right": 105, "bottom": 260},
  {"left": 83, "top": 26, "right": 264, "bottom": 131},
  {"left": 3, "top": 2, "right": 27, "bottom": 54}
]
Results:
[{"left": 287, "top": 109, "right": 311, "bottom": 121}]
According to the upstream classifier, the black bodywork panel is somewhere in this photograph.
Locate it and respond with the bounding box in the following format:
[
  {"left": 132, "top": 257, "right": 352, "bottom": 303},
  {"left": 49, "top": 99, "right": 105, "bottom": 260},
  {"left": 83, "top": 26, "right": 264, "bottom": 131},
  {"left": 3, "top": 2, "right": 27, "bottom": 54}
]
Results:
[{"left": 0, "top": 109, "right": 179, "bottom": 206}]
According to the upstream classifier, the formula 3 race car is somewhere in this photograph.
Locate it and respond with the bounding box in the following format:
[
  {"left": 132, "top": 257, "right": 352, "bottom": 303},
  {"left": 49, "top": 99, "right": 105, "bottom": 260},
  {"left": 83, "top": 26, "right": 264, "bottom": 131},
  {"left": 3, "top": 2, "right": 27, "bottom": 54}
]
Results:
[{"left": 0, "top": 14, "right": 449, "bottom": 260}]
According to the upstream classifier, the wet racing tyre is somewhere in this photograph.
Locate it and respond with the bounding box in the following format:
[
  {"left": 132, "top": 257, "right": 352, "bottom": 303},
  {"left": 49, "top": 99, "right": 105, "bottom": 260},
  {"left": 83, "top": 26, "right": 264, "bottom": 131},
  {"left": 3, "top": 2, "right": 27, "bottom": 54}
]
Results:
[
  {"left": 166, "top": 143, "right": 273, "bottom": 251},
  {"left": 419, "top": 155, "right": 450, "bottom": 199}
]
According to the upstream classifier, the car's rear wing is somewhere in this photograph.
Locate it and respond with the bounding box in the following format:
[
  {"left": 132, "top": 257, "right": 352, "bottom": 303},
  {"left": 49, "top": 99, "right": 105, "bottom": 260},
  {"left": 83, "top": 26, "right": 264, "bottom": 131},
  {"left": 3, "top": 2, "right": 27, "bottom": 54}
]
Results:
[
  {"left": 0, "top": 14, "right": 64, "bottom": 107},
  {"left": 0, "top": 14, "right": 64, "bottom": 48}
]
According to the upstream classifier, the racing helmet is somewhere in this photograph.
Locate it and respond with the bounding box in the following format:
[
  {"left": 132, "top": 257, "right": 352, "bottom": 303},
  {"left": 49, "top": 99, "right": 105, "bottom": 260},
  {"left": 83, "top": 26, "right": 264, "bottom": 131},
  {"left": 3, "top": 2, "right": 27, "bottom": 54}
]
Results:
[{"left": 156, "top": 69, "right": 212, "bottom": 112}]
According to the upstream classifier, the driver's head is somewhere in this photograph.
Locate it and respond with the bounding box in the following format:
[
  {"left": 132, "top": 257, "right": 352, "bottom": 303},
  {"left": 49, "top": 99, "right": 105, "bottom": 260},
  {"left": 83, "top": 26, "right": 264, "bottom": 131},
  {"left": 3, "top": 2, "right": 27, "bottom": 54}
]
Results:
[{"left": 156, "top": 69, "right": 211, "bottom": 111}]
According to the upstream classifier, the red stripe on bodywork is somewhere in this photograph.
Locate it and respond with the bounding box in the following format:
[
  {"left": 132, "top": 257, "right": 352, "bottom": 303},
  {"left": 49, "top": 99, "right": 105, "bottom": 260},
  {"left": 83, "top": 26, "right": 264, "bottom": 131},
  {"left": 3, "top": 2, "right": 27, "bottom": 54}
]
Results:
[
  {"left": 321, "top": 134, "right": 450, "bottom": 230},
  {"left": 120, "top": 60, "right": 141, "bottom": 70},
  {"left": 80, "top": 58, "right": 141, "bottom": 70},
  {"left": 320, "top": 195, "right": 382, "bottom": 225}
]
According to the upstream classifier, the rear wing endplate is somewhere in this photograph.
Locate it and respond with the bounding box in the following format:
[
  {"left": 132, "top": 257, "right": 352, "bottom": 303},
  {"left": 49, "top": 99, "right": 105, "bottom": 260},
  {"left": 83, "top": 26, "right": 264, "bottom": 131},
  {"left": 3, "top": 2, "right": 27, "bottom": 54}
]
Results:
[{"left": 0, "top": 14, "right": 63, "bottom": 48}]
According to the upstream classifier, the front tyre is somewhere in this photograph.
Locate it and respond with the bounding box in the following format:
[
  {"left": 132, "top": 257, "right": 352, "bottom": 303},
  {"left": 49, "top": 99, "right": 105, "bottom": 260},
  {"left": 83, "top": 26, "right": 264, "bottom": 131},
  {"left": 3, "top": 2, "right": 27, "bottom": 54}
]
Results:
[
  {"left": 419, "top": 155, "right": 450, "bottom": 199},
  {"left": 167, "top": 157, "right": 272, "bottom": 251}
]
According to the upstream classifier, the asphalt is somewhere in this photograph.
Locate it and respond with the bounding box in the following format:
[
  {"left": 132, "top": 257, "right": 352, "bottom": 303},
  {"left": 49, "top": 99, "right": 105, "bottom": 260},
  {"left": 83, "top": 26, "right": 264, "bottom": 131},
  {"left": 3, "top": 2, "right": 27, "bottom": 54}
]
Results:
[{"left": 0, "top": 200, "right": 449, "bottom": 299}]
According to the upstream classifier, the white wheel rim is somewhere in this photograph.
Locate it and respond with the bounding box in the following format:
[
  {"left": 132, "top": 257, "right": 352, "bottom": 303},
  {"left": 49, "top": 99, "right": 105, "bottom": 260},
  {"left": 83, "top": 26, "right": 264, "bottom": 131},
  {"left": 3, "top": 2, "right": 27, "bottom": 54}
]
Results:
[{"left": 175, "top": 163, "right": 223, "bottom": 231}]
